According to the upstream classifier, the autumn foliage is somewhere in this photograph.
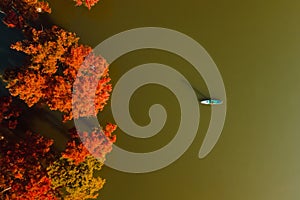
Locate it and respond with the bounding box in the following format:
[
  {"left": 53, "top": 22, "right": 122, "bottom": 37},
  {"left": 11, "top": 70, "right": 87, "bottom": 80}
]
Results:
[
  {"left": 74, "top": 0, "right": 100, "bottom": 9},
  {"left": 0, "top": 0, "right": 117, "bottom": 199},
  {"left": 0, "top": 0, "right": 51, "bottom": 28},
  {"left": 45, "top": 123, "right": 117, "bottom": 199},
  {"left": 0, "top": 109, "right": 117, "bottom": 199},
  {"left": 4, "top": 26, "right": 112, "bottom": 122},
  {"left": 47, "top": 155, "right": 105, "bottom": 200},
  {"left": 0, "top": 131, "right": 57, "bottom": 200},
  {"left": 0, "top": 0, "right": 101, "bottom": 29},
  {"left": 62, "top": 124, "right": 117, "bottom": 164},
  {"left": 0, "top": 97, "right": 20, "bottom": 130}
]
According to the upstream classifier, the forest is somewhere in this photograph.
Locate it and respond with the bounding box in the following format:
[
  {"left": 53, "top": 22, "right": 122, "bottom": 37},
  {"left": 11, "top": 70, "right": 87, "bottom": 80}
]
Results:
[{"left": 0, "top": 0, "right": 116, "bottom": 199}]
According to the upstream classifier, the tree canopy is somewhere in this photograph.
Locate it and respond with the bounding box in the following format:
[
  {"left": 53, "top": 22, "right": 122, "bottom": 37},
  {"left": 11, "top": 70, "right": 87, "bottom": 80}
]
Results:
[
  {"left": 4, "top": 26, "right": 112, "bottom": 122},
  {"left": 0, "top": 0, "right": 117, "bottom": 199}
]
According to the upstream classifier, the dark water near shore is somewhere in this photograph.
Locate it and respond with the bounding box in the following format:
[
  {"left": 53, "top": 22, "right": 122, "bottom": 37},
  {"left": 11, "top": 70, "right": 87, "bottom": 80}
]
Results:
[{"left": 2, "top": 0, "right": 300, "bottom": 199}]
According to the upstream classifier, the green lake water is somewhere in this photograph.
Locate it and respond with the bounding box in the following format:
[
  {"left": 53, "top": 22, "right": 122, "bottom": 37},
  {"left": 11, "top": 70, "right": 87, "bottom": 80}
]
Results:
[{"left": 8, "top": 0, "right": 300, "bottom": 199}]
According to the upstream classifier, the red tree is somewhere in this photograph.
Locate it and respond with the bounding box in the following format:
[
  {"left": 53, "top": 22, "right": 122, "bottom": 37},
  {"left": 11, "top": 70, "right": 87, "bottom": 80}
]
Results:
[
  {"left": 0, "top": 0, "right": 51, "bottom": 29},
  {"left": 0, "top": 96, "right": 21, "bottom": 130},
  {"left": 0, "top": 131, "right": 58, "bottom": 200}
]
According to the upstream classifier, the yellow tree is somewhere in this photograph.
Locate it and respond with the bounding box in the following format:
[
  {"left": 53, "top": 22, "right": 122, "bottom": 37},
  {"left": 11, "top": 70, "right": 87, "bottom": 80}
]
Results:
[
  {"left": 47, "top": 156, "right": 105, "bottom": 200},
  {"left": 47, "top": 125, "right": 116, "bottom": 199}
]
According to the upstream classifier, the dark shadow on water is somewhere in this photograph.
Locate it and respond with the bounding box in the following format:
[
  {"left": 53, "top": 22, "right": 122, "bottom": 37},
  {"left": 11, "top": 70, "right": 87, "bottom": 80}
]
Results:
[
  {"left": 0, "top": 13, "right": 106, "bottom": 151},
  {"left": 0, "top": 12, "right": 56, "bottom": 95},
  {"left": 0, "top": 14, "right": 74, "bottom": 150},
  {"left": 17, "top": 105, "right": 70, "bottom": 151},
  {"left": 180, "top": 78, "right": 210, "bottom": 101},
  {"left": 0, "top": 13, "right": 26, "bottom": 96}
]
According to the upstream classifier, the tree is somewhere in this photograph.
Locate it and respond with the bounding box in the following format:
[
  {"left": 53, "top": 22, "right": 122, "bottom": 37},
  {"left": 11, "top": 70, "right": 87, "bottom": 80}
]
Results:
[
  {"left": 11, "top": 26, "right": 79, "bottom": 75},
  {"left": 47, "top": 125, "right": 117, "bottom": 200},
  {"left": 1, "top": 1, "right": 117, "bottom": 199},
  {"left": 73, "top": 0, "right": 100, "bottom": 10},
  {"left": 0, "top": 0, "right": 102, "bottom": 29},
  {"left": 71, "top": 58, "right": 112, "bottom": 120},
  {"left": 0, "top": 99, "right": 116, "bottom": 199},
  {"left": 0, "top": 0, "right": 51, "bottom": 29},
  {"left": 47, "top": 155, "right": 105, "bottom": 200},
  {"left": 62, "top": 124, "right": 117, "bottom": 164},
  {"left": 0, "top": 131, "right": 58, "bottom": 200},
  {"left": 4, "top": 69, "right": 47, "bottom": 107},
  {"left": 4, "top": 26, "right": 112, "bottom": 122},
  {"left": 0, "top": 96, "right": 21, "bottom": 130},
  {"left": 1, "top": 10, "right": 25, "bottom": 29}
]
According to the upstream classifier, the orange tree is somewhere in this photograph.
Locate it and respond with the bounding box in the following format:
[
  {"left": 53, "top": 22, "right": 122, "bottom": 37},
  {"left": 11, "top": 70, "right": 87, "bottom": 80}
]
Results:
[
  {"left": 3, "top": 26, "right": 112, "bottom": 122},
  {"left": 73, "top": 0, "right": 100, "bottom": 9},
  {"left": 1, "top": 0, "right": 117, "bottom": 199},
  {"left": 62, "top": 124, "right": 117, "bottom": 164}
]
